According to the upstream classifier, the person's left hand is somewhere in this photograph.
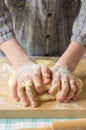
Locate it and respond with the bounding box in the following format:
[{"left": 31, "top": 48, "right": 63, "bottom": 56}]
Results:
[{"left": 48, "top": 64, "right": 81, "bottom": 103}]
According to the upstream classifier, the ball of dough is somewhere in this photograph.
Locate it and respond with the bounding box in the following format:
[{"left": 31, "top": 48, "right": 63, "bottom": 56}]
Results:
[{"left": 9, "top": 59, "right": 83, "bottom": 102}]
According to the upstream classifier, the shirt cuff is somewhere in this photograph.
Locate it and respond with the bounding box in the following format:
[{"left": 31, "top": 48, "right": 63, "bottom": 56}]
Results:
[
  {"left": 0, "top": 32, "right": 14, "bottom": 44},
  {"left": 71, "top": 34, "right": 86, "bottom": 46}
]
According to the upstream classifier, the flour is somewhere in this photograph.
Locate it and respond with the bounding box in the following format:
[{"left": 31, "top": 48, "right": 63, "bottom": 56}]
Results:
[
  {"left": 2, "top": 63, "right": 13, "bottom": 73},
  {"left": 54, "top": 103, "right": 68, "bottom": 109},
  {"left": 0, "top": 62, "right": 13, "bottom": 82},
  {"left": 71, "top": 102, "right": 84, "bottom": 110},
  {"left": 54, "top": 102, "right": 84, "bottom": 110}
]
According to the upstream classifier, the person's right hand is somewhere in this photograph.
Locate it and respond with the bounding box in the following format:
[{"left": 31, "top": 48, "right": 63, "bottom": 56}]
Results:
[
  {"left": 10, "top": 60, "right": 51, "bottom": 107},
  {"left": 48, "top": 64, "right": 81, "bottom": 103}
]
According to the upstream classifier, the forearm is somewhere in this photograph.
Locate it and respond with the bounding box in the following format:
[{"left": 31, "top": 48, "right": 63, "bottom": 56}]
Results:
[
  {"left": 0, "top": 38, "right": 30, "bottom": 70},
  {"left": 56, "top": 41, "right": 86, "bottom": 71}
]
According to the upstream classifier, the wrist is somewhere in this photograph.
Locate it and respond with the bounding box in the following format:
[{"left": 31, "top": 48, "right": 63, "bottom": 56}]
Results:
[
  {"left": 54, "top": 60, "right": 69, "bottom": 70},
  {"left": 0, "top": 38, "right": 32, "bottom": 70},
  {"left": 14, "top": 55, "right": 32, "bottom": 70},
  {"left": 55, "top": 41, "right": 86, "bottom": 72}
]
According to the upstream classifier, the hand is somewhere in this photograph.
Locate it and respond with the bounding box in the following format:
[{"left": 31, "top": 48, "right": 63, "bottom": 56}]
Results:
[
  {"left": 10, "top": 60, "right": 51, "bottom": 107},
  {"left": 48, "top": 64, "right": 81, "bottom": 103}
]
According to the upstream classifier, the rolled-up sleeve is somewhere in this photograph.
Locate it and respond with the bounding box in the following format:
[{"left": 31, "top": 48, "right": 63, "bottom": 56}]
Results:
[
  {"left": 71, "top": 0, "right": 86, "bottom": 46},
  {"left": 0, "top": 0, "right": 14, "bottom": 44}
]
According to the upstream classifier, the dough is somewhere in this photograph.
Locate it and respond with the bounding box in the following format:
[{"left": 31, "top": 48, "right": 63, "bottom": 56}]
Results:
[{"left": 9, "top": 59, "right": 83, "bottom": 102}]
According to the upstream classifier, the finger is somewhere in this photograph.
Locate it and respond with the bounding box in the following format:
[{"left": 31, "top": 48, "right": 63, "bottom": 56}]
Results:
[
  {"left": 57, "top": 76, "right": 69, "bottom": 102},
  {"left": 18, "top": 82, "right": 29, "bottom": 107},
  {"left": 41, "top": 65, "right": 51, "bottom": 84},
  {"left": 10, "top": 80, "right": 20, "bottom": 102},
  {"left": 32, "top": 74, "right": 44, "bottom": 94},
  {"left": 72, "top": 79, "right": 81, "bottom": 100},
  {"left": 63, "top": 79, "right": 76, "bottom": 102},
  {"left": 48, "top": 73, "right": 60, "bottom": 95},
  {"left": 25, "top": 81, "right": 38, "bottom": 107}
]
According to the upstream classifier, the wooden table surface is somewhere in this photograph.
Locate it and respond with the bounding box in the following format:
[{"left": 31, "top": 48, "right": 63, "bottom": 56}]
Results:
[{"left": 0, "top": 57, "right": 86, "bottom": 118}]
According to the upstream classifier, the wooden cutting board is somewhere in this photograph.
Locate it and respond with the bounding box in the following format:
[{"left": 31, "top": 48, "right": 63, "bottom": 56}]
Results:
[{"left": 0, "top": 57, "right": 86, "bottom": 118}]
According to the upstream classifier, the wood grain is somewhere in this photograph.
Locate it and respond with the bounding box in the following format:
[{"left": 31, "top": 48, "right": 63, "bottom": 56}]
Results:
[{"left": 0, "top": 57, "right": 86, "bottom": 118}]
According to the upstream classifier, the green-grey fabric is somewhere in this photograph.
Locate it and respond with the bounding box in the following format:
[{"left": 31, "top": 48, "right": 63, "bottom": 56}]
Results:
[{"left": 0, "top": 0, "right": 81, "bottom": 56}]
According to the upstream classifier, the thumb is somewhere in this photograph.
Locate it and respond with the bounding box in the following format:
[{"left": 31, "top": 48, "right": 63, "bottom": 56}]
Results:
[{"left": 41, "top": 65, "right": 51, "bottom": 85}]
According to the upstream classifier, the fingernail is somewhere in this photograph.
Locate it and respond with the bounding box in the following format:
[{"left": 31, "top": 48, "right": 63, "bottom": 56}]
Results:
[
  {"left": 56, "top": 98, "right": 62, "bottom": 103},
  {"left": 15, "top": 97, "right": 20, "bottom": 102},
  {"left": 44, "top": 79, "right": 51, "bottom": 84},
  {"left": 48, "top": 88, "right": 54, "bottom": 95},
  {"left": 31, "top": 101, "right": 38, "bottom": 107},
  {"left": 44, "top": 73, "right": 50, "bottom": 78},
  {"left": 56, "top": 94, "right": 63, "bottom": 102},
  {"left": 23, "top": 102, "right": 29, "bottom": 107}
]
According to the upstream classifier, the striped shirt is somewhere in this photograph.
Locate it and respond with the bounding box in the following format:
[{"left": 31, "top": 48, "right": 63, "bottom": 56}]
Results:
[{"left": 0, "top": 0, "right": 86, "bottom": 56}]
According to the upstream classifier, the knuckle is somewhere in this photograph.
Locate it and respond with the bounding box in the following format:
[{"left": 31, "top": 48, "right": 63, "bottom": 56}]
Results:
[
  {"left": 71, "top": 86, "right": 76, "bottom": 92},
  {"left": 17, "top": 86, "right": 22, "bottom": 92},
  {"left": 61, "top": 78, "right": 68, "bottom": 85},
  {"left": 36, "top": 86, "right": 41, "bottom": 91},
  {"left": 63, "top": 82, "right": 69, "bottom": 86},
  {"left": 63, "top": 84, "right": 69, "bottom": 90},
  {"left": 62, "top": 83, "right": 69, "bottom": 89},
  {"left": 53, "top": 83, "right": 60, "bottom": 90},
  {"left": 53, "top": 76, "right": 60, "bottom": 82},
  {"left": 35, "top": 82, "right": 41, "bottom": 88},
  {"left": 24, "top": 75, "right": 30, "bottom": 80},
  {"left": 36, "top": 86, "right": 44, "bottom": 94}
]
